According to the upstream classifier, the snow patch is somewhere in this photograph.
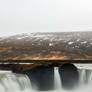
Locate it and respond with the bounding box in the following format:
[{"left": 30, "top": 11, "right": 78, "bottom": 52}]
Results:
[
  {"left": 90, "top": 43, "right": 92, "bottom": 45},
  {"left": 75, "top": 46, "right": 79, "bottom": 48},
  {"left": 49, "top": 43, "right": 53, "bottom": 46},
  {"left": 81, "top": 41, "right": 87, "bottom": 44},
  {"left": 77, "top": 39, "right": 80, "bottom": 42},
  {"left": 68, "top": 42, "right": 74, "bottom": 45},
  {"left": 17, "top": 37, "right": 26, "bottom": 40}
]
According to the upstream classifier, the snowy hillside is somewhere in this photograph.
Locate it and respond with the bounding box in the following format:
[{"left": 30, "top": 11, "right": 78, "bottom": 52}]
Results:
[{"left": 0, "top": 32, "right": 92, "bottom": 60}]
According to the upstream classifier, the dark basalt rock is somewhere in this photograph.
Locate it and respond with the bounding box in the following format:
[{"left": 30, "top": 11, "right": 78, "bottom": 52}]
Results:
[
  {"left": 59, "top": 63, "right": 79, "bottom": 90},
  {"left": 25, "top": 66, "right": 54, "bottom": 91}
]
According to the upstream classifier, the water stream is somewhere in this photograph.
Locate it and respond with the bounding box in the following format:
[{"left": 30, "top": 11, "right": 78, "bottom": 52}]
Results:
[{"left": 54, "top": 67, "right": 62, "bottom": 90}]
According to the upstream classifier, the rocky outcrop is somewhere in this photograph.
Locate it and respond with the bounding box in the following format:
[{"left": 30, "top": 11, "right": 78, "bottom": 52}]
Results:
[
  {"left": 25, "top": 66, "right": 54, "bottom": 91},
  {"left": 59, "top": 63, "right": 79, "bottom": 90}
]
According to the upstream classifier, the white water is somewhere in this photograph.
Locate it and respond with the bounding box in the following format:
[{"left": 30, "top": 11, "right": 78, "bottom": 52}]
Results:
[
  {"left": 54, "top": 67, "right": 62, "bottom": 90},
  {"left": 0, "top": 73, "right": 32, "bottom": 92},
  {"left": 0, "top": 65, "right": 92, "bottom": 92}
]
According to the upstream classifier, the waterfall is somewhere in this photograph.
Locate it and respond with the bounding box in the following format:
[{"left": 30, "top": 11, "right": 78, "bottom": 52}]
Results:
[
  {"left": 54, "top": 67, "right": 92, "bottom": 91},
  {"left": 0, "top": 72, "right": 33, "bottom": 92},
  {"left": 16, "top": 74, "right": 32, "bottom": 90},
  {"left": 79, "top": 69, "right": 86, "bottom": 85},
  {"left": 88, "top": 70, "right": 92, "bottom": 83},
  {"left": 54, "top": 67, "right": 62, "bottom": 90},
  {"left": 79, "top": 69, "right": 92, "bottom": 86},
  {"left": 1, "top": 67, "right": 92, "bottom": 92}
]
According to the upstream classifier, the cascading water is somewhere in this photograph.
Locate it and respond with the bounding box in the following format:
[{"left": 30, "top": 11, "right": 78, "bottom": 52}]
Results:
[
  {"left": 54, "top": 67, "right": 62, "bottom": 90},
  {"left": 79, "top": 69, "right": 87, "bottom": 85},
  {"left": 0, "top": 72, "right": 32, "bottom": 92},
  {"left": 0, "top": 65, "right": 92, "bottom": 92},
  {"left": 54, "top": 66, "right": 92, "bottom": 92},
  {"left": 79, "top": 69, "right": 92, "bottom": 85}
]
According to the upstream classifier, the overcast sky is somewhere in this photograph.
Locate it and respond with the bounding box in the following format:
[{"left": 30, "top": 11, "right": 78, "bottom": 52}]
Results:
[{"left": 0, "top": 0, "right": 92, "bottom": 37}]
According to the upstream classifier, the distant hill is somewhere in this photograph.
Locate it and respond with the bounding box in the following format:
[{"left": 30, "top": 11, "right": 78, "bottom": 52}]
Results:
[{"left": 0, "top": 32, "right": 92, "bottom": 60}]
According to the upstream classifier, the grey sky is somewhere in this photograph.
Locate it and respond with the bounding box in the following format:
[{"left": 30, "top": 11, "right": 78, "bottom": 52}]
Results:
[{"left": 0, "top": 0, "right": 92, "bottom": 37}]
